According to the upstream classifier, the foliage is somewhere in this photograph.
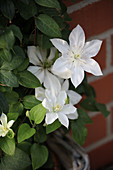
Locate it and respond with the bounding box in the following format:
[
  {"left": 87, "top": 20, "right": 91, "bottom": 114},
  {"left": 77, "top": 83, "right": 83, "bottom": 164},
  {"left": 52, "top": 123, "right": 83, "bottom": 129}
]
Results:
[{"left": 0, "top": 0, "right": 110, "bottom": 169}]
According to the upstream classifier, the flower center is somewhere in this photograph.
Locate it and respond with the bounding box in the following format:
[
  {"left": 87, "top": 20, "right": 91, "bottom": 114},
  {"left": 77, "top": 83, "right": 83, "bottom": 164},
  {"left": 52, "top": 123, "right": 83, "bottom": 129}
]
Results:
[
  {"left": 43, "top": 60, "right": 53, "bottom": 69},
  {"left": 54, "top": 104, "right": 60, "bottom": 112},
  {"left": 2, "top": 126, "right": 7, "bottom": 132},
  {"left": 74, "top": 54, "right": 80, "bottom": 59}
]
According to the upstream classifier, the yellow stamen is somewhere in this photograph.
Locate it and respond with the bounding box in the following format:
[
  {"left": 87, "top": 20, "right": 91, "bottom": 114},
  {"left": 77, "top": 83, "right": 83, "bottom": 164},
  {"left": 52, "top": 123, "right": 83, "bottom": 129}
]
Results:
[
  {"left": 74, "top": 54, "right": 80, "bottom": 59},
  {"left": 54, "top": 104, "right": 60, "bottom": 112},
  {"left": 2, "top": 126, "right": 6, "bottom": 132}
]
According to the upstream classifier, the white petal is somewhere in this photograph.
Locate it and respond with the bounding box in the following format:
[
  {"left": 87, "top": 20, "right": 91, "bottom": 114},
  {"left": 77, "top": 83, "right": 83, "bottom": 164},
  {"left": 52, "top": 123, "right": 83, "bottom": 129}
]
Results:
[
  {"left": 0, "top": 125, "right": 8, "bottom": 137},
  {"left": 83, "top": 40, "right": 102, "bottom": 58},
  {"left": 35, "top": 87, "right": 45, "bottom": 101},
  {"left": 44, "top": 70, "right": 61, "bottom": 96},
  {"left": 0, "top": 125, "right": 4, "bottom": 135},
  {"left": 39, "top": 47, "right": 47, "bottom": 62},
  {"left": 0, "top": 113, "right": 7, "bottom": 127},
  {"left": 58, "top": 113, "right": 69, "bottom": 128},
  {"left": 36, "top": 69, "right": 45, "bottom": 84},
  {"left": 83, "top": 58, "right": 103, "bottom": 76},
  {"left": 48, "top": 47, "right": 56, "bottom": 60},
  {"left": 45, "top": 89, "right": 57, "bottom": 106},
  {"left": 42, "top": 98, "right": 53, "bottom": 112},
  {"left": 67, "top": 90, "right": 82, "bottom": 105},
  {"left": 71, "top": 67, "right": 84, "bottom": 88},
  {"left": 27, "top": 46, "right": 40, "bottom": 65},
  {"left": 61, "top": 104, "right": 76, "bottom": 115},
  {"left": 67, "top": 110, "right": 78, "bottom": 120},
  {"left": 57, "top": 91, "right": 67, "bottom": 106},
  {"left": 1, "top": 132, "right": 8, "bottom": 137},
  {"left": 52, "top": 57, "right": 71, "bottom": 79},
  {"left": 0, "top": 131, "right": 8, "bottom": 137},
  {"left": 61, "top": 80, "right": 69, "bottom": 91},
  {"left": 69, "top": 25, "right": 85, "bottom": 49},
  {"left": 27, "top": 66, "right": 40, "bottom": 75},
  {"left": 45, "top": 113, "right": 58, "bottom": 125},
  {"left": 58, "top": 78, "right": 64, "bottom": 84},
  {"left": 55, "top": 69, "right": 71, "bottom": 79},
  {"left": 50, "top": 39, "right": 69, "bottom": 53},
  {"left": 7, "top": 120, "right": 14, "bottom": 128},
  {"left": 0, "top": 125, "right": 4, "bottom": 131},
  {"left": 27, "top": 66, "right": 45, "bottom": 84}
]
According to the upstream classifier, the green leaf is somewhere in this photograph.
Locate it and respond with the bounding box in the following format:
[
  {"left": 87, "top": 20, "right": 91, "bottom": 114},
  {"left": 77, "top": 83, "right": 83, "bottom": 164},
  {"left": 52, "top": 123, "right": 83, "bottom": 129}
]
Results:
[
  {"left": 3, "top": 49, "right": 12, "bottom": 61},
  {"left": 0, "top": 137, "right": 15, "bottom": 155},
  {"left": 0, "top": 49, "right": 12, "bottom": 62},
  {"left": 46, "top": 120, "right": 61, "bottom": 134},
  {"left": 83, "top": 82, "right": 96, "bottom": 97},
  {"left": 0, "top": 0, "right": 15, "bottom": 20},
  {"left": 0, "top": 91, "right": 9, "bottom": 115},
  {"left": 0, "top": 15, "right": 8, "bottom": 28},
  {"left": 30, "top": 103, "right": 46, "bottom": 124},
  {"left": 5, "top": 91, "right": 19, "bottom": 104},
  {"left": 0, "top": 85, "right": 11, "bottom": 93},
  {"left": 61, "top": 25, "right": 70, "bottom": 40},
  {"left": 36, "top": 14, "right": 62, "bottom": 38},
  {"left": 34, "top": 125, "right": 47, "bottom": 143},
  {"left": 39, "top": 6, "right": 59, "bottom": 17},
  {"left": 0, "top": 30, "right": 15, "bottom": 49},
  {"left": 71, "top": 120, "right": 87, "bottom": 145},
  {"left": 9, "top": 102, "right": 23, "bottom": 115},
  {"left": 1, "top": 46, "right": 25, "bottom": 70},
  {"left": 53, "top": 16, "right": 66, "bottom": 29},
  {"left": 7, "top": 25, "right": 23, "bottom": 42},
  {"left": 18, "top": 70, "right": 41, "bottom": 88},
  {"left": 17, "top": 141, "right": 32, "bottom": 155},
  {"left": 37, "top": 34, "right": 52, "bottom": 49},
  {"left": 31, "top": 144, "right": 48, "bottom": 169},
  {"left": 16, "top": 58, "right": 29, "bottom": 71},
  {"left": 15, "top": 0, "right": 37, "bottom": 20},
  {"left": 35, "top": 0, "right": 61, "bottom": 9},
  {"left": 23, "top": 95, "right": 41, "bottom": 109},
  {"left": 20, "top": 0, "right": 30, "bottom": 4},
  {"left": 0, "top": 148, "right": 31, "bottom": 170},
  {"left": 77, "top": 108, "right": 92, "bottom": 125},
  {"left": 96, "top": 103, "right": 110, "bottom": 117},
  {"left": 17, "top": 123, "right": 36, "bottom": 143},
  {"left": 63, "top": 12, "right": 72, "bottom": 21},
  {"left": 0, "top": 70, "right": 18, "bottom": 87},
  {"left": 80, "top": 97, "right": 98, "bottom": 111},
  {"left": 7, "top": 112, "right": 19, "bottom": 121}
]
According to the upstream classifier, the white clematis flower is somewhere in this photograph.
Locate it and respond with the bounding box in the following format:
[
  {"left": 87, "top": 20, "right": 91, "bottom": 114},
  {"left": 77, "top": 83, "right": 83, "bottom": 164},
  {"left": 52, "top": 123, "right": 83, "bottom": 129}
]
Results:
[
  {"left": 0, "top": 113, "right": 14, "bottom": 137},
  {"left": 36, "top": 76, "right": 79, "bottom": 128},
  {"left": 27, "top": 46, "right": 57, "bottom": 85},
  {"left": 50, "top": 24, "right": 103, "bottom": 88},
  {"left": 42, "top": 89, "right": 78, "bottom": 128},
  {"left": 35, "top": 78, "right": 82, "bottom": 106}
]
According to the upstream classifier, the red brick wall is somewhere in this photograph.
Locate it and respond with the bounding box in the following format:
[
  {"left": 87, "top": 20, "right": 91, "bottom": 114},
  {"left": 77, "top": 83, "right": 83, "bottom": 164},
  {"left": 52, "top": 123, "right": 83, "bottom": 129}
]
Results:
[{"left": 63, "top": 0, "right": 113, "bottom": 169}]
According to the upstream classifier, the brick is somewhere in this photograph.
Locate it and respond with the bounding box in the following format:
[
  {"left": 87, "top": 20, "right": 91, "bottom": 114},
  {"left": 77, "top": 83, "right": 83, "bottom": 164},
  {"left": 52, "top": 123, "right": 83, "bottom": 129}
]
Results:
[
  {"left": 88, "top": 140, "right": 113, "bottom": 169},
  {"left": 110, "top": 107, "right": 113, "bottom": 133},
  {"left": 69, "top": 0, "right": 113, "bottom": 38},
  {"left": 94, "top": 39, "right": 106, "bottom": 71},
  {"left": 83, "top": 114, "right": 106, "bottom": 147},
  {"left": 62, "top": 0, "right": 74, "bottom": 6},
  {"left": 111, "top": 35, "right": 113, "bottom": 65},
  {"left": 62, "top": 0, "right": 82, "bottom": 7},
  {"left": 90, "top": 73, "right": 113, "bottom": 104}
]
